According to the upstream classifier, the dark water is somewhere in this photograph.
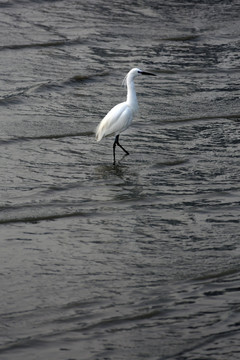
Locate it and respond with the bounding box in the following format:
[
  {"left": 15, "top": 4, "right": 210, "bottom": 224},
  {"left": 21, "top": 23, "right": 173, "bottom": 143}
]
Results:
[{"left": 0, "top": 0, "right": 240, "bottom": 359}]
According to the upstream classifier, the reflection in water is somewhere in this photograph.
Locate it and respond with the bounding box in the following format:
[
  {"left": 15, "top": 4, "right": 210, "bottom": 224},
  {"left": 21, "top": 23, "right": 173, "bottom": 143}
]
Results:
[{"left": 95, "top": 154, "right": 135, "bottom": 179}]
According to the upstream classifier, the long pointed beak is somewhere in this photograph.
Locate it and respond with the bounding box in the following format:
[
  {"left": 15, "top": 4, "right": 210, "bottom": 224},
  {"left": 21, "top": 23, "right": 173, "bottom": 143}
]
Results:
[{"left": 141, "top": 71, "right": 156, "bottom": 76}]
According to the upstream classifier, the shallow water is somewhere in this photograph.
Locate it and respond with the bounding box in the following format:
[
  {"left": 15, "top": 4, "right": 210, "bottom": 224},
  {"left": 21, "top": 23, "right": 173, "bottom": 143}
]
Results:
[{"left": 0, "top": 1, "right": 240, "bottom": 359}]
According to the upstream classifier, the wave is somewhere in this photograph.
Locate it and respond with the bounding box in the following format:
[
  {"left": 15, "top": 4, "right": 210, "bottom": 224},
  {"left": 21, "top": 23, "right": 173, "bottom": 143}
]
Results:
[
  {"left": 0, "top": 209, "right": 89, "bottom": 225},
  {"left": 0, "top": 37, "right": 86, "bottom": 52},
  {"left": 161, "top": 113, "right": 240, "bottom": 124}
]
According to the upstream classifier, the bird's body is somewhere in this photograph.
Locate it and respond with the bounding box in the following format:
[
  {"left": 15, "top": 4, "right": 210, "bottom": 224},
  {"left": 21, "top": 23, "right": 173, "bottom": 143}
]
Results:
[
  {"left": 95, "top": 101, "right": 134, "bottom": 142},
  {"left": 96, "top": 67, "right": 155, "bottom": 164}
]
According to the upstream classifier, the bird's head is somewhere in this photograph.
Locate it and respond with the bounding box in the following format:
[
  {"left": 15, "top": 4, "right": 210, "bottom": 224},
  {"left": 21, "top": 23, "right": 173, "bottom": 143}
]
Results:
[
  {"left": 133, "top": 68, "right": 156, "bottom": 77},
  {"left": 123, "top": 67, "right": 155, "bottom": 85}
]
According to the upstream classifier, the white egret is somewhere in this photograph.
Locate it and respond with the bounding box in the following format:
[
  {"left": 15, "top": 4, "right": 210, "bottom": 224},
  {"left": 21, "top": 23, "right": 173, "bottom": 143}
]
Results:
[{"left": 95, "top": 68, "right": 155, "bottom": 165}]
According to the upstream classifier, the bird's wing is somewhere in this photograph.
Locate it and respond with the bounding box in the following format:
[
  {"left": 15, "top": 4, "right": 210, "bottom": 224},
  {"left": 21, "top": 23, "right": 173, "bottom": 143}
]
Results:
[{"left": 96, "top": 102, "right": 133, "bottom": 141}]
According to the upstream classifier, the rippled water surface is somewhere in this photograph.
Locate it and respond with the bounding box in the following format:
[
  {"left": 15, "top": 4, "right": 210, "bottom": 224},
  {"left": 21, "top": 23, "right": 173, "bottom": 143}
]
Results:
[{"left": 0, "top": 1, "right": 240, "bottom": 359}]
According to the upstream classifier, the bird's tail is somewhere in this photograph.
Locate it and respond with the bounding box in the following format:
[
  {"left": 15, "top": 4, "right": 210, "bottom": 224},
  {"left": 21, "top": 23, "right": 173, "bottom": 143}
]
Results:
[{"left": 95, "top": 124, "right": 103, "bottom": 142}]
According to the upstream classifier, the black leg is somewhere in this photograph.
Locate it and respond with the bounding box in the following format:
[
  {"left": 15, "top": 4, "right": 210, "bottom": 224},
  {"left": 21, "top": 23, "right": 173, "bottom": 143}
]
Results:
[
  {"left": 113, "top": 135, "right": 129, "bottom": 165},
  {"left": 115, "top": 135, "right": 129, "bottom": 155},
  {"left": 113, "top": 137, "right": 117, "bottom": 165}
]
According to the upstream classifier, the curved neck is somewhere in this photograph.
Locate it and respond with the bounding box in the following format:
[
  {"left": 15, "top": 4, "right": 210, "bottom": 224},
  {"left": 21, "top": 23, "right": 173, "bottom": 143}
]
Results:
[{"left": 126, "top": 78, "right": 138, "bottom": 113}]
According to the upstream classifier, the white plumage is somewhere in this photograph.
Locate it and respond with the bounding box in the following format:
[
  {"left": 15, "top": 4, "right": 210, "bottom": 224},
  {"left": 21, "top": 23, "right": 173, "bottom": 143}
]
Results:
[
  {"left": 96, "top": 102, "right": 133, "bottom": 142},
  {"left": 95, "top": 67, "right": 155, "bottom": 164}
]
